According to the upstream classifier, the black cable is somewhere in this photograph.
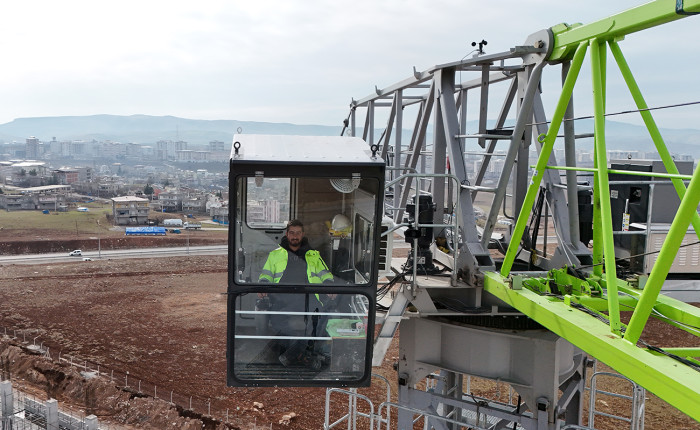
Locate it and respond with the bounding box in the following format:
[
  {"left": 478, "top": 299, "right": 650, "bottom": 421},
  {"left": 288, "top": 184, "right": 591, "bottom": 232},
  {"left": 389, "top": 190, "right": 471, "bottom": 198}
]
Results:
[
  {"left": 375, "top": 128, "right": 388, "bottom": 147},
  {"left": 640, "top": 340, "right": 700, "bottom": 372},
  {"left": 499, "top": 100, "right": 700, "bottom": 131},
  {"left": 570, "top": 302, "right": 613, "bottom": 326},
  {"left": 528, "top": 189, "right": 547, "bottom": 270},
  {"left": 340, "top": 111, "right": 352, "bottom": 136},
  {"left": 432, "top": 296, "right": 490, "bottom": 314},
  {"left": 565, "top": 295, "right": 700, "bottom": 373},
  {"left": 576, "top": 240, "right": 700, "bottom": 270},
  {"left": 376, "top": 269, "right": 409, "bottom": 301},
  {"left": 489, "top": 238, "right": 508, "bottom": 255}
]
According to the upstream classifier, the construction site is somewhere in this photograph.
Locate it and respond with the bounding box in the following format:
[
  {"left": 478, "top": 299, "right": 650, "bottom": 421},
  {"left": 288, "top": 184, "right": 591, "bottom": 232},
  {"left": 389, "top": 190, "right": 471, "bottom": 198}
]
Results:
[
  {"left": 3, "top": 1, "right": 700, "bottom": 429},
  {"left": 0, "top": 251, "right": 697, "bottom": 429}
]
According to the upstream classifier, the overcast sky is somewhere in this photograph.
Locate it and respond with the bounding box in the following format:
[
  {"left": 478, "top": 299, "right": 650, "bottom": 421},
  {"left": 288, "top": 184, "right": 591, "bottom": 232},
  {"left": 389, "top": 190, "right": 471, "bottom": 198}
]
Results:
[{"left": 0, "top": 1, "right": 698, "bottom": 130}]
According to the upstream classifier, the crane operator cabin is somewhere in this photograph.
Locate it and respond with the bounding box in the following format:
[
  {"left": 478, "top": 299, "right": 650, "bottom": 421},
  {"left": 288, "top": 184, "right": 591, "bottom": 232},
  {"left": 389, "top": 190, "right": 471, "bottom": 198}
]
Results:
[{"left": 227, "top": 134, "right": 385, "bottom": 387}]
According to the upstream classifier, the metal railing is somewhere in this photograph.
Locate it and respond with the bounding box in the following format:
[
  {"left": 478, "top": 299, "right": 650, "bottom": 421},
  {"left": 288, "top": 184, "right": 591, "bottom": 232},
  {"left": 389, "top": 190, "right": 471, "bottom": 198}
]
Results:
[
  {"left": 588, "top": 371, "right": 645, "bottom": 430},
  {"left": 324, "top": 374, "right": 391, "bottom": 430},
  {"left": 1, "top": 380, "right": 100, "bottom": 430}
]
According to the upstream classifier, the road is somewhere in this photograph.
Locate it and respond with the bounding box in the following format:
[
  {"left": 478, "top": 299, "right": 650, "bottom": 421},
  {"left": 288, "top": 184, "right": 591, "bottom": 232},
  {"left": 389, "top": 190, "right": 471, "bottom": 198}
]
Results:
[{"left": 0, "top": 245, "right": 228, "bottom": 265}]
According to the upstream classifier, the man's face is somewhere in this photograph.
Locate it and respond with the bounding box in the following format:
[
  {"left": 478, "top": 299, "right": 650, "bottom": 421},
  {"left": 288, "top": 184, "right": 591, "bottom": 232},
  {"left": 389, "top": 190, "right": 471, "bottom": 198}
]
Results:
[{"left": 286, "top": 226, "right": 304, "bottom": 249}]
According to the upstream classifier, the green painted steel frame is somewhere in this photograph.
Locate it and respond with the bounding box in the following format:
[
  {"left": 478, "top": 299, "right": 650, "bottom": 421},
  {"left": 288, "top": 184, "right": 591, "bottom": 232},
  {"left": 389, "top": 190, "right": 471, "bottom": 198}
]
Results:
[
  {"left": 500, "top": 41, "right": 589, "bottom": 277},
  {"left": 496, "top": 0, "right": 700, "bottom": 420},
  {"left": 549, "top": 0, "right": 700, "bottom": 62},
  {"left": 483, "top": 271, "right": 700, "bottom": 421}
]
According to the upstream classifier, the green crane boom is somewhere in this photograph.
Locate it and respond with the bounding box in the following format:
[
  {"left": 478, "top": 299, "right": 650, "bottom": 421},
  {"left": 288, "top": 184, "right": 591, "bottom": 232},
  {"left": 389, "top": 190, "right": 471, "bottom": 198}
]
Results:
[
  {"left": 492, "top": 0, "right": 700, "bottom": 421},
  {"left": 549, "top": 0, "right": 700, "bottom": 62}
]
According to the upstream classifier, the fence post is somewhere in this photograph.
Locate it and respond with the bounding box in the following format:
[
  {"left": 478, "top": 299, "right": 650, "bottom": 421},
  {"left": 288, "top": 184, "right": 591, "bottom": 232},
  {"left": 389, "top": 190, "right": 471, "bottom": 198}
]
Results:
[
  {"left": 1, "top": 381, "right": 14, "bottom": 422},
  {"left": 46, "top": 399, "right": 59, "bottom": 430},
  {"left": 85, "top": 414, "right": 99, "bottom": 430}
]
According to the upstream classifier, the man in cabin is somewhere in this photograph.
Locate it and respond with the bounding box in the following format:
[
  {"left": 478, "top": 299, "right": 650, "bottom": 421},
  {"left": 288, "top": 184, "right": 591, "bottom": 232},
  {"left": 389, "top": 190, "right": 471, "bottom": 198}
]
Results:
[
  {"left": 259, "top": 219, "right": 334, "bottom": 285},
  {"left": 258, "top": 219, "right": 335, "bottom": 369}
]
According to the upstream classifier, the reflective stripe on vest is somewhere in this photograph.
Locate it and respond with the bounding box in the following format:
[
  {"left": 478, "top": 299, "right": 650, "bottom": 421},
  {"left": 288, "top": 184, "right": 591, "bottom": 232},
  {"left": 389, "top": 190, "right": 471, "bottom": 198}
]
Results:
[{"left": 259, "top": 248, "right": 333, "bottom": 284}]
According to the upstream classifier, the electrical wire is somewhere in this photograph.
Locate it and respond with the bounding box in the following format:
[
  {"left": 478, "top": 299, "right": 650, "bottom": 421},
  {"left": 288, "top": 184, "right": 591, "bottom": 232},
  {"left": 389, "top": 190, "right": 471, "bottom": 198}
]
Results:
[
  {"left": 576, "top": 240, "right": 700, "bottom": 270},
  {"left": 640, "top": 340, "right": 700, "bottom": 372},
  {"left": 499, "top": 100, "right": 700, "bottom": 131},
  {"left": 376, "top": 269, "right": 409, "bottom": 302},
  {"left": 432, "top": 296, "right": 490, "bottom": 314},
  {"left": 544, "top": 198, "right": 577, "bottom": 268},
  {"left": 489, "top": 238, "right": 508, "bottom": 255}
]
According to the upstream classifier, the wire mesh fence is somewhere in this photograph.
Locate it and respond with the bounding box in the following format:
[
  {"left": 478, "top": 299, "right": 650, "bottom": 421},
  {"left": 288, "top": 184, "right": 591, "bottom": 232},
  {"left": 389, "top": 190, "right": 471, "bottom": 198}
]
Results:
[
  {"left": 0, "top": 324, "right": 254, "bottom": 429},
  {"left": 1, "top": 383, "right": 130, "bottom": 430}
]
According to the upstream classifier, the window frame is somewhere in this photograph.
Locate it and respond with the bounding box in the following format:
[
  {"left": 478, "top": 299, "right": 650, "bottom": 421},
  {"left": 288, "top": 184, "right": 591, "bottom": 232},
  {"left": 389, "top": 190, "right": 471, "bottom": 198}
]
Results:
[
  {"left": 244, "top": 177, "right": 293, "bottom": 230},
  {"left": 227, "top": 159, "right": 385, "bottom": 388}
]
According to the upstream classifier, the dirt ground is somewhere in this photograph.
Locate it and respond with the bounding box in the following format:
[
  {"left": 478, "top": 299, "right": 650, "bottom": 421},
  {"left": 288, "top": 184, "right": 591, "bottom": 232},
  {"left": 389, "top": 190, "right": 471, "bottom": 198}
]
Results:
[
  {"left": 0, "top": 227, "right": 227, "bottom": 255},
  {"left": 0, "top": 252, "right": 698, "bottom": 429},
  {"left": 0, "top": 255, "right": 397, "bottom": 429}
]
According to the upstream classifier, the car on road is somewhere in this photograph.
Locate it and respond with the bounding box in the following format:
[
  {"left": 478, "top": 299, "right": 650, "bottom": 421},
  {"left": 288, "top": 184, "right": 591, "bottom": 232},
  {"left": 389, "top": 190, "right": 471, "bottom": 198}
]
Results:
[
  {"left": 69, "top": 250, "right": 82, "bottom": 256},
  {"left": 82, "top": 257, "right": 93, "bottom": 261}
]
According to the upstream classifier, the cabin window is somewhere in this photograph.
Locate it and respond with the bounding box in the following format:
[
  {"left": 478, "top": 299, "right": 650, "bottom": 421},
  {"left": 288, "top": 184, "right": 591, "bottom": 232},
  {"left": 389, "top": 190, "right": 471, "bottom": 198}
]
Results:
[
  {"left": 229, "top": 173, "right": 382, "bottom": 386},
  {"left": 245, "top": 177, "right": 291, "bottom": 229},
  {"left": 233, "top": 176, "right": 380, "bottom": 287},
  {"left": 231, "top": 292, "right": 370, "bottom": 384}
]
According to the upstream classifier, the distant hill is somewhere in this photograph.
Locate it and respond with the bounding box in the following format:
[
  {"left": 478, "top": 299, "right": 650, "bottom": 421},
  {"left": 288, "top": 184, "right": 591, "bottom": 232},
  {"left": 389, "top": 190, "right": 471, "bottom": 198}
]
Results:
[
  {"left": 0, "top": 114, "right": 343, "bottom": 146},
  {"left": 0, "top": 114, "right": 698, "bottom": 157}
]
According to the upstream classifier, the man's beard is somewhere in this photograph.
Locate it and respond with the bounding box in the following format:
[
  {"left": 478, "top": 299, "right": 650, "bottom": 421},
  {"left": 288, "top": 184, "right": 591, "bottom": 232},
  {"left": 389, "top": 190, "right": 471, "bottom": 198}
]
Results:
[{"left": 289, "top": 237, "right": 301, "bottom": 247}]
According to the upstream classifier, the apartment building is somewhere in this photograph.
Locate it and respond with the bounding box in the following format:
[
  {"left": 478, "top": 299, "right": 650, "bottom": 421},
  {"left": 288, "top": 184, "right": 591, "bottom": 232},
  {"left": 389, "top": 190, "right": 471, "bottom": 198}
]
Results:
[{"left": 111, "top": 196, "right": 150, "bottom": 225}]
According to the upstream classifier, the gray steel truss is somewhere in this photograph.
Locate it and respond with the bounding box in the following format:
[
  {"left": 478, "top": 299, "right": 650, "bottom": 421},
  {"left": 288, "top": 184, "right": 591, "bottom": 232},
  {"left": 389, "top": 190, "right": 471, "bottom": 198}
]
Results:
[
  {"left": 349, "top": 35, "right": 591, "bottom": 288},
  {"left": 350, "top": 28, "right": 597, "bottom": 429}
]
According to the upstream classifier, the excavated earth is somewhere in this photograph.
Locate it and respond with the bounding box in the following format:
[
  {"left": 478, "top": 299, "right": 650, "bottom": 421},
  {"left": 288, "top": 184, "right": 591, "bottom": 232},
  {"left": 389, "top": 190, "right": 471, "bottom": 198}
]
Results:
[
  {"left": 0, "top": 227, "right": 226, "bottom": 255},
  {"left": 0, "top": 240, "right": 698, "bottom": 429}
]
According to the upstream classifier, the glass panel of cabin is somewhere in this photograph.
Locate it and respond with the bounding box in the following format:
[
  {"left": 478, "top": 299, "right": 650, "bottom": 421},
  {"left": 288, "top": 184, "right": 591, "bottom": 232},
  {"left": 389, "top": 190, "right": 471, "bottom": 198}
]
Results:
[
  {"left": 233, "top": 176, "right": 380, "bottom": 287},
  {"left": 229, "top": 174, "right": 380, "bottom": 386},
  {"left": 232, "top": 292, "right": 369, "bottom": 383}
]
